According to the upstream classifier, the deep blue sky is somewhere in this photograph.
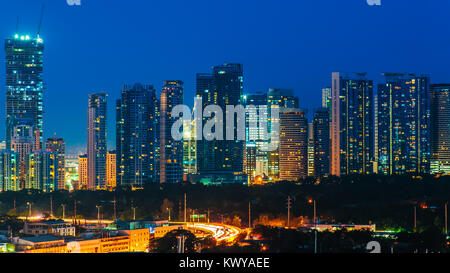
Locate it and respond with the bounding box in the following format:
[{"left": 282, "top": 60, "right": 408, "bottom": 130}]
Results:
[{"left": 1, "top": 0, "right": 450, "bottom": 154}]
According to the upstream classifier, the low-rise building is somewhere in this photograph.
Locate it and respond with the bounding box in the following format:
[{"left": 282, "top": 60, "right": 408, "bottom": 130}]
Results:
[
  {"left": 23, "top": 220, "right": 76, "bottom": 236},
  {"left": 16, "top": 235, "right": 67, "bottom": 253}
]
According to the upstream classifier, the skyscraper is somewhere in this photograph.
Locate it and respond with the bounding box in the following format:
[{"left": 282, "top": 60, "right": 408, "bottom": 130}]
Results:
[
  {"left": 11, "top": 124, "right": 34, "bottom": 189},
  {"left": 195, "top": 73, "right": 216, "bottom": 179},
  {"left": 307, "top": 122, "right": 315, "bottom": 177},
  {"left": 313, "top": 108, "right": 330, "bottom": 177},
  {"left": 377, "top": 73, "right": 430, "bottom": 175},
  {"left": 213, "top": 63, "right": 245, "bottom": 182},
  {"left": 196, "top": 64, "right": 245, "bottom": 184},
  {"left": 267, "top": 88, "right": 299, "bottom": 181},
  {"left": 160, "top": 80, "right": 184, "bottom": 183},
  {"left": 331, "top": 72, "right": 374, "bottom": 176},
  {"left": 106, "top": 151, "right": 116, "bottom": 190},
  {"left": 78, "top": 154, "right": 88, "bottom": 189},
  {"left": 183, "top": 118, "right": 197, "bottom": 179},
  {"left": 279, "top": 109, "right": 308, "bottom": 181},
  {"left": 243, "top": 92, "right": 269, "bottom": 184},
  {"left": 116, "top": 84, "right": 158, "bottom": 186},
  {"left": 322, "top": 87, "right": 332, "bottom": 110},
  {"left": 430, "top": 84, "right": 450, "bottom": 174},
  {"left": 0, "top": 150, "right": 19, "bottom": 192},
  {"left": 28, "top": 150, "right": 59, "bottom": 192},
  {"left": 87, "top": 93, "right": 107, "bottom": 190},
  {"left": 45, "top": 136, "right": 66, "bottom": 190},
  {"left": 5, "top": 34, "right": 44, "bottom": 151}
]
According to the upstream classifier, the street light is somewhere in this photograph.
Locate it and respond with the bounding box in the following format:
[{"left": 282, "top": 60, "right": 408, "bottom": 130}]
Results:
[
  {"left": 96, "top": 205, "right": 101, "bottom": 226},
  {"left": 132, "top": 206, "right": 137, "bottom": 221},
  {"left": 61, "top": 204, "right": 66, "bottom": 219},
  {"left": 308, "top": 198, "right": 317, "bottom": 254},
  {"left": 26, "top": 202, "right": 32, "bottom": 220}
]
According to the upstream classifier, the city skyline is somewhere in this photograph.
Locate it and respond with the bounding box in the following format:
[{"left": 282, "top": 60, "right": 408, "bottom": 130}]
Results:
[{"left": 1, "top": 0, "right": 450, "bottom": 152}]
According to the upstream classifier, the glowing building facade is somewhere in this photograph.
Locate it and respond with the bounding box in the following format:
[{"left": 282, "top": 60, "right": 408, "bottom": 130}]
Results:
[
  {"left": 5, "top": 34, "right": 44, "bottom": 151},
  {"left": 377, "top": 73, "right": 430, "bottom": 175},
  {"left": 116, "top": 84, "right": 158, "bottom": 186},
  {"left": 279, "top": 109, "right": 308, "bottom": 181},
  {"left": 106, "top": 151, "right": 116, "bottom": 189},
  {"left": 430, "top": 84, "right": 450, "bottom": 174},
  {"left": 331, "top": 72, "right": 374, "bottom": 176},
  {"left": 160, "top": 81, "right": 184, "bottom": 183},
  {"left": 78, "top": 154, "right": 88, "bottom": 189},
  {"left": 267, "top": 88, "right": 299, "bottom": 181},
  {"left": 243, "top": 92, "right": 269, "bottom": 183},
  {"left": 45, "top": 136, "right": 66, "bottom": 190},
  {"left": 196, "top": 64, "right": 245, "bottom": 184},
  {"left": 87, "top": 93, "right": 107, "bottom": 190},
  {"left": 313, "top": 108, "right": 330, "bottom": 177},
  {"left": 0, "top": 150, "right": 19, "bottom": 192},
  {"left": 27, "top": 150, "right": 59, "bottom": 192}
]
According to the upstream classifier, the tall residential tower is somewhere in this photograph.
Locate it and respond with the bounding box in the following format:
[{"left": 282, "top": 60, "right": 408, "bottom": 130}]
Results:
[
  {"left": 5, "top": 34, "right": 44, "bottom": 150},
  {"left": 87, "top": 93, "right": 107, "bottom": 190}
]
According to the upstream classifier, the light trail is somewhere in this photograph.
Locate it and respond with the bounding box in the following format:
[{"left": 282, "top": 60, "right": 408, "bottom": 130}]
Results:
[{"left": 186, "top": 223, "right": 242, "bottom": 243}]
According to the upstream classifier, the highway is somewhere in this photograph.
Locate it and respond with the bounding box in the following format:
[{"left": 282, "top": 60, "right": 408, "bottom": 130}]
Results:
[{"left": 186, "top": 223, "right": 243, "bottom": 243}]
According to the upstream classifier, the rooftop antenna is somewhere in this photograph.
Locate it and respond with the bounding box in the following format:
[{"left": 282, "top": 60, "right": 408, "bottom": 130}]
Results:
[{"left": 37, "top": 4, "right": 45, "bottom": 37}]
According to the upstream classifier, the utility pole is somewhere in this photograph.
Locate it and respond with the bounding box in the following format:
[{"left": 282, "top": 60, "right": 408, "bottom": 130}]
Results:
[
  {"left": 445, "top": 202, "right": 448, "bottom": 234},
  {"left": 184, "top": 193, "right": 187, "bottom": 223},
  {"left": 248, "top": 202, "right": 251, "bottom": 228},
  {"left": 132, "top": 206, "right": 136, "bottom": 221},
  {"left": 27, "top": 202, "right": 31, "bottom": 219},
  {"left": 113, "top": 197, "right": 117, "bottom": 220},
  {"left": 96, "top": 205, "right": 101, "bottom": 226},
  {"left": 309, "top": 199, "right": 317, "bottom": 254},
  {"left": 287, "top": 196, "right": 292, "bottom": 228},
  {"left": 61, "top": 204, "right": 66, "bottom": 219},
  {"left": 13, "top": 199, "right": 16, "bottom": 211},
  {"left": 207, "top": 209, "right": 210, "bottom": 223},
  {"left": 414, "top": 206, "right": 417, "bottom": 232},
  {"left": 50, "top": 195, "right": 53, "bottom": 217},
  {"left": 177, "top": 235, "right": 185, "bottom": 253},
  {"left": 74, "top": 200, "right": 77, "bottom": 223},
  {"left": 313, "top": 200, "right": 316, "bottom": 225}
]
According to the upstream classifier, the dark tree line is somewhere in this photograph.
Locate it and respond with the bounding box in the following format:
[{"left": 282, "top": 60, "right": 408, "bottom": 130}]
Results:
[{"left": 0, "top": 174, "right": 450, "bottom": 232}]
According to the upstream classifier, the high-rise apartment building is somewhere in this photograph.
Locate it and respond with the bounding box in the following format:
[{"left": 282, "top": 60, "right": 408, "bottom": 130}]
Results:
[
  {"left": 106, "top": 151, "right": 116, "bottom": 189},
  {"left": 243, "top": 92, "right": 269, "bottom": 183},
  {"left": 0, "top": 150, "right": 19, "bottom": 192},
  {"left": 160, "top": 81, "right": 184, "bottom": 183},
  {"left": 307, "top": 122, "right": 315, "bottom": 177},
  {"left": 279, "top": 109, "right": 308, "bottom": 181},
  {"left": 27, "top": 150, "right": 59, "bottom": 192},
  {"left": 267, "top": 88, "right": 299, "bottom": 181},
  {"left": 5, "top": 34, "right": 44, "bottom": 151},
  {"left": 196, "top": 64, "right": 245, "bottom": 184},
  {"left": 87, "top": 93, "right": 107, "bottom": 190},
  {"left": 430, "top": 84, "right": 450, "bottom": 174},
  {"left": 78, "top": 154, "right": 88, "bottom": 189},
  {"left": 116, "top": 84, "right": 158, "bottom": 186},
  {"left": 377, "top": 73, "right": 430, "bottom": 174},
  {"left": 331, "top": 72, "right": 374, "bottom": 176},
  {"left": 313, "top": 108, "right": 330, "bottom": 177},
  {"left": 45, "top": 136, "right": 66, "bottom": 190},
  {"left": 11, "top": 124, "right": 34, "bottom": 188}
]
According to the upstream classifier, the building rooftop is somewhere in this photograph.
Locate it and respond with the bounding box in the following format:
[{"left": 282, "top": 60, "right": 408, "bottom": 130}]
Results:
[{"left": 20, "top": 235, "right": 62, "bottom": 244}]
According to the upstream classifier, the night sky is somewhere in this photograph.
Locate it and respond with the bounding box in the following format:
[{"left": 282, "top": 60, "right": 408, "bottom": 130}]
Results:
[{"left": 1, "top": 0, "right": 450, "bottom": 153}]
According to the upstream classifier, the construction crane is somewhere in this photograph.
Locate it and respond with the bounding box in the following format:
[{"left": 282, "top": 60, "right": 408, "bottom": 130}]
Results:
[{"left": 37, "top": 4, "right": 45, "bottom": 38}]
